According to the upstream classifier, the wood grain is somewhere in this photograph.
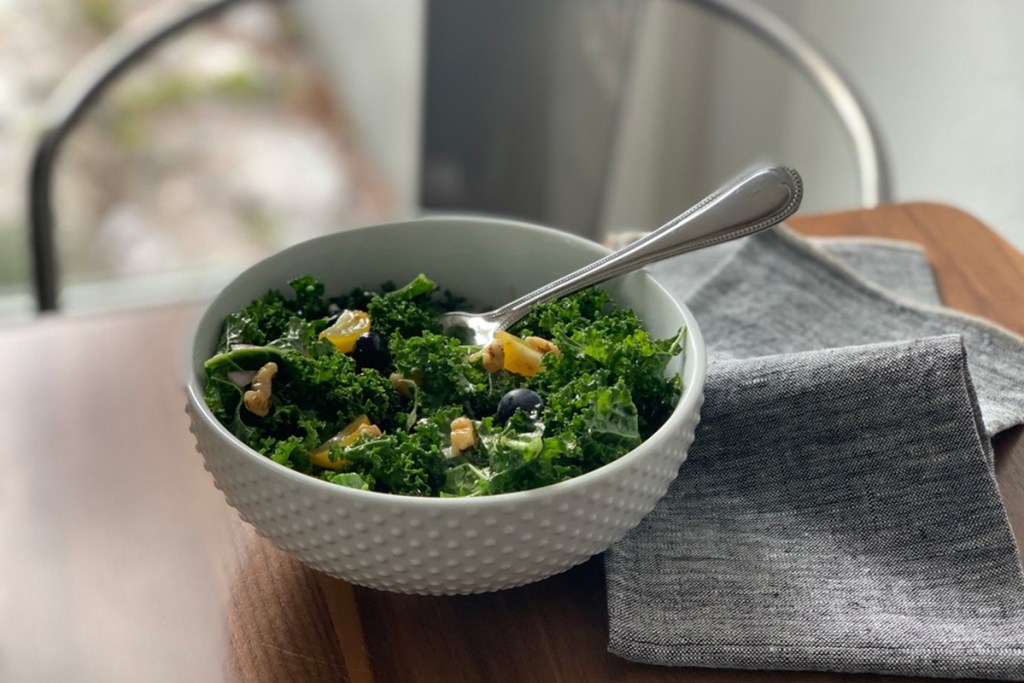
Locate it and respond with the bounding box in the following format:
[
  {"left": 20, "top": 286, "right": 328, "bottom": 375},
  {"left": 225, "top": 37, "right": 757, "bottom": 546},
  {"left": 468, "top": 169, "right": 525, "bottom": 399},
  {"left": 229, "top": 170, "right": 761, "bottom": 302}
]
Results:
[
  {"left": 789, "top": 202, "right": 1024, "bottom": 335},
  {"left": 227, "top": 528, "right": 349, "bottom": 682},
  {"left": 329, "top": 203, "right": 1024, "bottom": 683},
  {"left": 0, "top": 203, "right": 1020, "bottom": 683},
  {"left": 0, "top": 306, "right": 347, "bottom": 682}
]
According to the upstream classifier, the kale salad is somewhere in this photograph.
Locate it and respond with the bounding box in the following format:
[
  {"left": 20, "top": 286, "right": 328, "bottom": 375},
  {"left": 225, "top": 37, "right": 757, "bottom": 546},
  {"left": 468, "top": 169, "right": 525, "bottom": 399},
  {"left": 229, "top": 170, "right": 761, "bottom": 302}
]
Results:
[{"left": 203, "top": 274, "right": 684, "bottom": 497}]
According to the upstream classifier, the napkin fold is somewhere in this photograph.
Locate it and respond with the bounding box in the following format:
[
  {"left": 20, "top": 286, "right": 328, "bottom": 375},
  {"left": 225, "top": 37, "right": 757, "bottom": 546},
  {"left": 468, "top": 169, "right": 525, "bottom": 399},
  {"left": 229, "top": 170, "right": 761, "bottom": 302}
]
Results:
[{"left": 605, "top": 227, "right": 1024, "bottom": 679}]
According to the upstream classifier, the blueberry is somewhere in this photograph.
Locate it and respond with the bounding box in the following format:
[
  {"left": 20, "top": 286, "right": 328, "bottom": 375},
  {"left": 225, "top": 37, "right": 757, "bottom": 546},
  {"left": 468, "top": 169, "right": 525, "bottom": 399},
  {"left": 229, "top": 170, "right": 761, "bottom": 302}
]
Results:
[
  {"left": 353, "top": 332, "right": 390, "bottom": 372},
  {"left": 496, "top": 388, "right": 543, "bottom": 425}
]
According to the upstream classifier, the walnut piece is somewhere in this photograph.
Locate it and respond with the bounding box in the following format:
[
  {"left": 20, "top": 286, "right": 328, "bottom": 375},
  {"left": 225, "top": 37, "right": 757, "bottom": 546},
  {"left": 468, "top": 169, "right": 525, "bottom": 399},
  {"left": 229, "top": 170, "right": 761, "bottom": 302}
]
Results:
[
  {"left": 481, "top": 339, "right": 505, "bottom": 373},
  {"left": 449, "top": 416, "right": 477, "bottom": 457},
  {"left": 525, "top": 336, "right": 560, "bottom": 356},
  {"left": 390, "top": 372, "right": 413, "bottom": 398},
  {"left": 358, "top": 423, "right": 383, "bottom": 440},
  {"left": 243, "top": 362, "right": 278, "bottom": 417}
]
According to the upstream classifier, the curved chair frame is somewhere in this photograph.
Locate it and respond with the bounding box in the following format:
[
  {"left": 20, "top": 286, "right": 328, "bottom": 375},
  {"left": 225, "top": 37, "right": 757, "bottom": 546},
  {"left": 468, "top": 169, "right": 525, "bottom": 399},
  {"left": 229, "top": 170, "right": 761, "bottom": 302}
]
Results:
[
  {"left": 27, "top": 0, "right": 889, "bottom": 312},
  {"left": 28, "top": 0, "right": 262, "bottom": 312},
  {"left": 687, "top": 0, "right": 889, "bottom": 207}
]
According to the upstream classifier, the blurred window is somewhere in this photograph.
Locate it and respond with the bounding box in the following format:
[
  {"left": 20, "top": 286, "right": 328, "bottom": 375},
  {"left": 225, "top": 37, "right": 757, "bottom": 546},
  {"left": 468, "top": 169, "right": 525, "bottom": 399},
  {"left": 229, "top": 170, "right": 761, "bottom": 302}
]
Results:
[{"left": 0, "top": 0, "right": 394, "bottom": 319}]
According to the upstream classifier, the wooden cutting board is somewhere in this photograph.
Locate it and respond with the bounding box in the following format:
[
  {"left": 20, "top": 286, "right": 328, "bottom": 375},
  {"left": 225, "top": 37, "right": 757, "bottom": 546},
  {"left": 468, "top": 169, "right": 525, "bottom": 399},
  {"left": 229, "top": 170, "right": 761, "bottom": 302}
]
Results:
[{"left": 301, "top": 203, "right": 1024, "bottom": 683}]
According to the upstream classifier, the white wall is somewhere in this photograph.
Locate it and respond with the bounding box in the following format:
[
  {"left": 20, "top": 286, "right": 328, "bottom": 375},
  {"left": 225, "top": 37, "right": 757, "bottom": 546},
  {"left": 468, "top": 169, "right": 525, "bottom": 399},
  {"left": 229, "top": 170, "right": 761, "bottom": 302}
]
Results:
[{"left": 605, "top": 0, "right": 1024, "bottom": 252}]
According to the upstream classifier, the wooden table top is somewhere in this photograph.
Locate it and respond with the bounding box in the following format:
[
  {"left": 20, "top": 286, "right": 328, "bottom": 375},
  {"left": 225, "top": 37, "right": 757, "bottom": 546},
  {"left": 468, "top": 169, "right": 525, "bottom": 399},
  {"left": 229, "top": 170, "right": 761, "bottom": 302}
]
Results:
[{"left": 2, "top": 203, "right": 1022, "bottom": 683}]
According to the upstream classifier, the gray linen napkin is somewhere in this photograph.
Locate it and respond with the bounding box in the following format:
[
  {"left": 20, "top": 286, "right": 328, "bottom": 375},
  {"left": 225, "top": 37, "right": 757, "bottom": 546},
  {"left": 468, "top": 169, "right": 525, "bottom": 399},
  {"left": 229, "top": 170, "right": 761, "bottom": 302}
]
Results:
[{"left": 605, "top": 227, "right": 1024, "bottom": 679}]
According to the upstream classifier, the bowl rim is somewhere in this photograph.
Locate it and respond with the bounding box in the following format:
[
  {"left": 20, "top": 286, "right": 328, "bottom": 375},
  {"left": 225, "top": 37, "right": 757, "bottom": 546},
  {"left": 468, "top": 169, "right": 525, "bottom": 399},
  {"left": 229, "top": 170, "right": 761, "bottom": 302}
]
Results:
[{"left": 185, "top": 214, "right": 707, "bottom": 507}]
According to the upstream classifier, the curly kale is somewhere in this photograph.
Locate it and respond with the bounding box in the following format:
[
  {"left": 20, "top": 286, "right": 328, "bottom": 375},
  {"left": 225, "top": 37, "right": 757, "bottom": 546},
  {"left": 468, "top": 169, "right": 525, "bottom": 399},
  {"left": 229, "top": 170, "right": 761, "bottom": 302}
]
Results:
[
  {"left": 524, "top": 306, "right": 684, "bottom": 438},
  {"left": 216, "top": 276, "right": 328, "bottom": 352},
  {"left": 512, "top": 286, "right": 611, "bottom": 339},
  {"left": 367, "top": 273, "right": 443, "bottom": 340},
  {"left": 204, "top": 274, "right": 683, "bottom": 496}
]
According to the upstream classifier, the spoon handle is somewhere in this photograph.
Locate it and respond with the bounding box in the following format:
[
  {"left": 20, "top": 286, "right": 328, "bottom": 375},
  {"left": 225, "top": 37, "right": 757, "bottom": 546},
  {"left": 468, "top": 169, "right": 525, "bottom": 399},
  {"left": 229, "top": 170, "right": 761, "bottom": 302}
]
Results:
[{"left": 489, "top": 166, "right": 803, "bottom": 330}]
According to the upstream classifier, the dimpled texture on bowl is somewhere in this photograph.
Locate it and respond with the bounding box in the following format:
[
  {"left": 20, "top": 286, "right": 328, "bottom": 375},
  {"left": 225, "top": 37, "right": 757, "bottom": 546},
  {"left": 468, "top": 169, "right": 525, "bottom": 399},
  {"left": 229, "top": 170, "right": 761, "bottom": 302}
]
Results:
[{"left": 185, "top": 216, "right": 706, "bottom": 595}]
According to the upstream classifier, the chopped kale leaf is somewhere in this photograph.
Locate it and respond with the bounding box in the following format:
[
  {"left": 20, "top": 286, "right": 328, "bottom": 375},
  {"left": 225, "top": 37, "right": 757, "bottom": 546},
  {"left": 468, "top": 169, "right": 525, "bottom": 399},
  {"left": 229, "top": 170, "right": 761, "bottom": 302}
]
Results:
[{"left": 204, "top": 274, "right": 683, "bottom": 496}]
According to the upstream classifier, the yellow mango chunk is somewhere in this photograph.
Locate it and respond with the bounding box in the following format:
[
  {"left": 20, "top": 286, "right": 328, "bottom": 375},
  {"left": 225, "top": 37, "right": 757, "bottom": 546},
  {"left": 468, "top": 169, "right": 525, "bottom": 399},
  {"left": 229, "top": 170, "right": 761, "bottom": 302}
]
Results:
[
  {"left": 309, "top": 414, "right": 381, "bottom": 470},
  {"left": 319, "top": 310, "right": 370, "bottom": 353},
  {"left": 495, "top": 330, "right": 545, "bottom": 377}
]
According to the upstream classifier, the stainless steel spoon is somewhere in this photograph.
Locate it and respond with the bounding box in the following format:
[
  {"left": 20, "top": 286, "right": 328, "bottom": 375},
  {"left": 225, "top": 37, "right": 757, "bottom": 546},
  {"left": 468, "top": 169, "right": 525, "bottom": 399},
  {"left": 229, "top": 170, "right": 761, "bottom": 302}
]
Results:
[{"left": 438, "top": 165, "right": 803, "bottom": 345}]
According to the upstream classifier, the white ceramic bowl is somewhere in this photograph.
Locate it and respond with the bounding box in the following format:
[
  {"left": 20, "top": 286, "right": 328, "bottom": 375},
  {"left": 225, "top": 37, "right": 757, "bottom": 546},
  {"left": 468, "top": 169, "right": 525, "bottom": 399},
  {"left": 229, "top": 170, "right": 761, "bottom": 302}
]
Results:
[{"left": 185, "top": 216, "right": 706, "bottom": 594}]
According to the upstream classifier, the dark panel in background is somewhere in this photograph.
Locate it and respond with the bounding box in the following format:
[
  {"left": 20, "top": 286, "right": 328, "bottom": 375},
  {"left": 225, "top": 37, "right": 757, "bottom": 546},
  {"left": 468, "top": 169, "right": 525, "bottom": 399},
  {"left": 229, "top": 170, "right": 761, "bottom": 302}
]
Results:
[{"left": 420, "top": 0, "right": 640, "bottom": 238}]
